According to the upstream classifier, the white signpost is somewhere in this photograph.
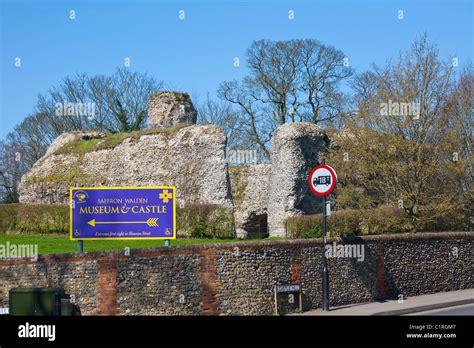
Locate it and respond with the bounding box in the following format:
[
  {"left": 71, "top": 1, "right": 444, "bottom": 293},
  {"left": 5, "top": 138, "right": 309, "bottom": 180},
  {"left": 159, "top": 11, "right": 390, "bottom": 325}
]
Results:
[{"left": 308, "top": 164, "right": 337, "bottom": 311}]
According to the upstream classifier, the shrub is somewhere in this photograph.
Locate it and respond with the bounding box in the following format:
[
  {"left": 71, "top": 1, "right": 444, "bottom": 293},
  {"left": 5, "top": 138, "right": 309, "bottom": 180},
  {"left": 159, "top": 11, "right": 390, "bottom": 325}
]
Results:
[
  {"left": 286, "top": 215, "right": 322, "bottom": 239},
  {"left": 0, "top": 204, "right": 69, "bottom": 234},
  {"left": 286, "top": 206, "right": 413, "bottom": 238},
  {"left": 361, "top": 206, "right": 412, "bottom": 234},
  {"left": 0, "top": 203, "right": 235, "bottom": 238},
  {"left": 177, "top": 204, "right": 234, "bottom": 239},
  {"left": 416, "top": 199, "right": 471, "bottom": 232},
  {"left": 0, "top": 204, "right": 19, "bottom": 232}
]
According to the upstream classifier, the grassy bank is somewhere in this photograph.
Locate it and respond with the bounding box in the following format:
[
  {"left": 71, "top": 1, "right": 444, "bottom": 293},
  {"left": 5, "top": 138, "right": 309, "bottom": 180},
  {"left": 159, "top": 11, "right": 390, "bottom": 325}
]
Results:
[{"left": 0, "top": 234, "right": 280, "bottom": 255}]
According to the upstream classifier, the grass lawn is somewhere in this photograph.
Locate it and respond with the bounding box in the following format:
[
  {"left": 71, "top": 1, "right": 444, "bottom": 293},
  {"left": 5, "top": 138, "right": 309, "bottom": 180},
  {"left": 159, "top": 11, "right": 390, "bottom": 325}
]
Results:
[{"left": 0, "top": 234, "right": 280, "bottom": 255}]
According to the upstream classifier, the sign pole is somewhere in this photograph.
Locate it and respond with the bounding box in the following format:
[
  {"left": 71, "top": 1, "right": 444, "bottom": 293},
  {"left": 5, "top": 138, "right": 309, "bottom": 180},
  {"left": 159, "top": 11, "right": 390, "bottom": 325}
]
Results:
[
  {"left": 78, "top": 240, "right": 83, "bottom": 253},
  {"left": 308, "top": 163, "right": 336, "bottom": 312},
  {"left": 322, "top": 195, "right": 330, "bottom": 311},
  {"left": 165, "top": 239, "right": 170, "bottom": 247}
]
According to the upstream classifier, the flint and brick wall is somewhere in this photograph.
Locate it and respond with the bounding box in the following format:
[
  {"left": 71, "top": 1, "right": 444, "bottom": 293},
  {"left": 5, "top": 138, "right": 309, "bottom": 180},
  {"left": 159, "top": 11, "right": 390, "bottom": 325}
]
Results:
[{"left": 0, "top": 232, "right": 472, "bottom": 315}]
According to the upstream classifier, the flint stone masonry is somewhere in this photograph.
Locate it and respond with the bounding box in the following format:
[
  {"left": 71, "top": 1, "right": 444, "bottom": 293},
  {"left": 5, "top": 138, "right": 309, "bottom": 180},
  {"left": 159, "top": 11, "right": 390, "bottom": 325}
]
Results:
[
  {"left": 268, "top": 122, "right": 328, "bottom": 237},
  {"left": 0, "top": 258, "right": 99, "bottom": 315},
  {"left": 19, "top": 116, "right": 327, "bottom": 237},
  {"left": 230, "top": 164, "right": 272, "bottom": 239},
  {"left": 148, "top": 92, "right": 197, "bottom": 129},
  {"left": 19, "top": 125, "right": 232, "bottom": 209},
  {"left": 117, "top": 254, "right": 202, "bottom": 315},
  {"left": 0, "top": 232, "right": 471, "bottom": 315},
  {"left": 229, "top": 123, "right": 327, "bottom": 238}
]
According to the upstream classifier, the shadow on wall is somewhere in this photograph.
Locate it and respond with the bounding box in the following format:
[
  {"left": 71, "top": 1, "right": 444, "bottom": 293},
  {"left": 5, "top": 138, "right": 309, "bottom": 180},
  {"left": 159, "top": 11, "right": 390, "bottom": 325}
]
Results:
[
  {"left": 333, "top": 235, "right": 472, "bottom": 308},
  {"left": 300, "top": 237, "right": 403, "bottom": 311},
  {"left": 243, "top": 213, "right": 269, "bottom": 239},
  {"left": 341, "top": 236, "right": 400, "bottom": 303}
]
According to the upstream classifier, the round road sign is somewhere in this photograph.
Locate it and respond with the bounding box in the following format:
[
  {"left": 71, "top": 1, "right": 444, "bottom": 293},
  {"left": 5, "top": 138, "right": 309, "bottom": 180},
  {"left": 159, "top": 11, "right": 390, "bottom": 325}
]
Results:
[{"left": 308, "top": 165, "right": 337, "bottom": 197}]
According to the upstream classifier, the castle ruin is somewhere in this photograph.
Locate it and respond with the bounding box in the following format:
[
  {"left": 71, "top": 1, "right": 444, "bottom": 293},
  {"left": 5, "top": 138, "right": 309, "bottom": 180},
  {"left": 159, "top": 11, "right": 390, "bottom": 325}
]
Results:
[{"left": 19, "top": 91, "right": 328, "bottom": 238}]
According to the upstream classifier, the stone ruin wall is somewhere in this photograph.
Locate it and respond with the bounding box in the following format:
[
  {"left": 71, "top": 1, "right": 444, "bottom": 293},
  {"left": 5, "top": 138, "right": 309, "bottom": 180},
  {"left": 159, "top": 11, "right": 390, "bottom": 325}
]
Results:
[
  {"left": 148, "top": 92, "right": 197, "bottom": 129},
  {"left": 19, "top": 91, "right": 328, "bottom": 237}
]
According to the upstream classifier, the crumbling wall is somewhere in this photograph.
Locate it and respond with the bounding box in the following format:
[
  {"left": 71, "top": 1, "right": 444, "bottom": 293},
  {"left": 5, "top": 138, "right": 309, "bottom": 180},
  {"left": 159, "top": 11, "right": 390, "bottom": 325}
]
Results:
[
  {"left": 148, "top": 92, "right": 197, "bottom": 129},
  {"left": 267, "top": 123, "right": 328, "bottom": 237},
  {"left": 19, "top": 125, "right": 232, "bottom": 209},
  {"left": 230, "top": 165, "right": 272, "bottom": 239},
  {"left": 19, "top": 93, "right": 328, "bottom": 238}
]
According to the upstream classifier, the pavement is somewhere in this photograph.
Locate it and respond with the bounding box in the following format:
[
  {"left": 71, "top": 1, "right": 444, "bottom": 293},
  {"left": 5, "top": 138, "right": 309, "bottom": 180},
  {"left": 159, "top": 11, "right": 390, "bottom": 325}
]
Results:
[
  {"left": 294, "top": 289, "right": 474, "bottom": 316},
  {"left": 407, "top": 303, "right": 474, "bottom": 315}
]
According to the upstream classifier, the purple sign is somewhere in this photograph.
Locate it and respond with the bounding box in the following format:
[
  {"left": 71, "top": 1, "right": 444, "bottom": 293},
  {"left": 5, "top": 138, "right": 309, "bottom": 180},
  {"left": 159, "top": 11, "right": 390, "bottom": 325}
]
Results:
[{"left": 70, "top": 186, "right": 176, "bottom": 240}]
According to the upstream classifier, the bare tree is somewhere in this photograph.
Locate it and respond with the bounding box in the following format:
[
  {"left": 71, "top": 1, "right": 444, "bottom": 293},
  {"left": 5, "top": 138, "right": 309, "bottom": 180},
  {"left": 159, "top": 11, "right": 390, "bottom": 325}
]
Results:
[
  {"left": 0, "top": 121, "right": 46, "bottom": 202},
  {"left": 105, "top": 68, "right": 162, "bottom": 132},
  {"left": 35, "top": 68, "right": 163, "bottom": 135},
  {"left": 0, "top": 69, "right": 163, "bottom": 202},
  {"left": 218, "top": 39, "right": 352, "bottom": 157},
  {"left": 197, "top": 94, "right": 246, "bottom": 150},
  {"left": 218, "top": 79, "right": 277, "bottom": 158}
]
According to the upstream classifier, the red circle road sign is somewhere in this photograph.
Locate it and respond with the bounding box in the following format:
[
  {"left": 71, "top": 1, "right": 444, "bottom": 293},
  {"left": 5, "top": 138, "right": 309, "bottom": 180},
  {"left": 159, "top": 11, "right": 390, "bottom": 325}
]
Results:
[{"left": 308, "top": 165, "right": 337, "bottom": 197}]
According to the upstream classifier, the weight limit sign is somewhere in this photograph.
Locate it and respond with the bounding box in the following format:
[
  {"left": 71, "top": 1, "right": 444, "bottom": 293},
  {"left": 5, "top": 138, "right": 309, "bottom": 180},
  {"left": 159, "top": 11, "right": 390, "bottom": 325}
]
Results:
[{"left": 308, "top": 165, "right": 337, "bottom": 197}]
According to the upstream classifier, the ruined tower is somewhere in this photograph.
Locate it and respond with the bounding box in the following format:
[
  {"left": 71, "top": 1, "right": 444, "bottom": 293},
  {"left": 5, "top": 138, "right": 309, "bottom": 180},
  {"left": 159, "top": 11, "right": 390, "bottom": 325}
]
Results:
[{"left": 148, "top": 91, "right": 197, "bottom": 129}]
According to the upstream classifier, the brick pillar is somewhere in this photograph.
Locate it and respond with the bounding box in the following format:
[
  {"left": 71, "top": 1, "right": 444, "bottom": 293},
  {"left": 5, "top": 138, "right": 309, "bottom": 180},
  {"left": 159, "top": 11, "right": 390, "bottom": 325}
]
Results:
[
  {"left": 97, "top": 259, "right": 119, "bottom": 315},
  {"left": 375, "top": 250, "right": 386, "bottom": 300},
  {"left": 290, "top": 248, "right": 301, "bottom": 284},
  {"left": 290, "top": 247, "right": 303, "bottom": 310},
  {"left": 199, "top": 249, "right": 218, "bottom": 315}
]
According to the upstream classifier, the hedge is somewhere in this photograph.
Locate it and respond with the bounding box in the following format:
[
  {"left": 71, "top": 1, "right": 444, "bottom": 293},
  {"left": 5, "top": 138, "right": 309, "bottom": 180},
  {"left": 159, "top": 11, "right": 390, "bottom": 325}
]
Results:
[
  {"left": 0, "top": 204, "right": 69, "bottom": 234},
  {"left": 286, "top": 206, "right": 413, "bottom": 238},
  {"left": 177, "top": 204, "right": 235, "bottom": 238},
  {"left": 0, "top": 203, "right": 235, "bottom": 238}
]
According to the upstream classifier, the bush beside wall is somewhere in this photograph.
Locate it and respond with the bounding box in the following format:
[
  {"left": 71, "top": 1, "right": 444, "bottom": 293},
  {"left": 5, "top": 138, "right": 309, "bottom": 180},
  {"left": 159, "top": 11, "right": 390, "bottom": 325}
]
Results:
[
  {"left": 0, "top": 204, "right": 69, "bottom": 234},
  {"left": 177, "top": 204, "right": 234, "bottom": 238},
  {"left": 0, "top": 203, "right": 235, "bottom": 238},
  {"left": 1, "top": 203, "right": 455, "bottom": 238},
  {"left": 286, "top": 206, "right": 414, "bottom": 238}
]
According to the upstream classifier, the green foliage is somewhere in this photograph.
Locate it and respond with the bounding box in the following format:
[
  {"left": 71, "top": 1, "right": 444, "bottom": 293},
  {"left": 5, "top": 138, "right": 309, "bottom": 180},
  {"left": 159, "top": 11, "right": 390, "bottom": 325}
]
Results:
[
  {"left": 0, "top": 234, "right": 257, "bottom": 255},
  {"left": 416, "top": 198, "right": 471, "bottom": 232},
  {"left": 286, "top": 206, "right": 414, "bottom": 238},
  {"left": 286, "top": 215, "right": 322, "bottom": 239},
  {"left": 177, "top": 204, "right": 234, "bottom": 239},
  {"left": 53, "top": 125, "right": 188, "bottom": 156},
  {"left": 229, "top": 166, "right": 249, "bottom": 203},
  {"left": 334, "top": 36, "right": 473, "bottom": 232},
  {"left": 326, "top": 127, "right": 472, "bottom": 232},
  {"left": 22, "top": 166, "right": 97, "bottom": 189},
  {"left": 1, "top": 202, "right": 235, "bottom": 238},
  {"left": 54, "top": 138, "right": 102, "bottom": 156},
  {"left": 359, "top": 206, "right": 413, "bottom": 234},
  {"left": 0, "top": 204, "right": 69, "bottom": 234},
  {"left": 0, "top": 203, "right": 236, "bottom": 238}
]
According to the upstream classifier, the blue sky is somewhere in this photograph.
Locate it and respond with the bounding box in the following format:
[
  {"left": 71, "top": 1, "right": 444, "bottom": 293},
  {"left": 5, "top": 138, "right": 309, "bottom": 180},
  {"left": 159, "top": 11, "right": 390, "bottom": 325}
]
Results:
[{"left": 0, "top": 0, "right": 472, "bottom": 139}]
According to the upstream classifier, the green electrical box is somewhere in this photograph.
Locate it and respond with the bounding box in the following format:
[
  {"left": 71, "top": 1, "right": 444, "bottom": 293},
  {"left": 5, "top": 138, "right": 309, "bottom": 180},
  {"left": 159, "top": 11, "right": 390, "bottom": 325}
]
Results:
[{"left": 9, "top": 288, "right": 75, "bottom": 316}]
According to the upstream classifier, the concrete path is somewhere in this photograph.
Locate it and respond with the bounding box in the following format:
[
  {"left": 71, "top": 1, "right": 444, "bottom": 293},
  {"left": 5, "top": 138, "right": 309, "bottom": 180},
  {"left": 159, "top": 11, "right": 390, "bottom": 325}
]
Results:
[
  {"left": 407, "top": 303, "right": 474, "bottom": 315},
  {"left": 294, "top": 289, "right": 474, "bottom": 316}
]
